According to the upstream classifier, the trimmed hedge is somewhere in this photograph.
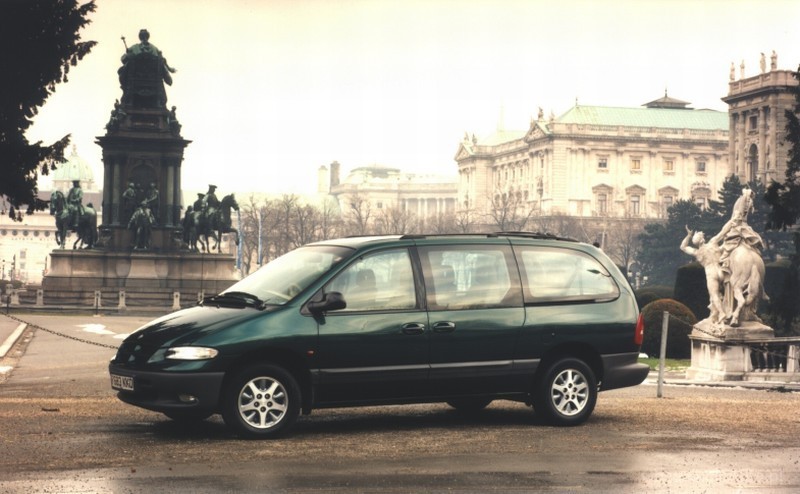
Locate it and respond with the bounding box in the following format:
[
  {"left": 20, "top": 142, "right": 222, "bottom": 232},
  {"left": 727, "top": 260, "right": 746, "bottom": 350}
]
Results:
[
  {"left": 641, "top": 298, "right": 697, "bottom": 359},
  {"left": 634, "top": 285, "right": 673, "bottom": 308}
]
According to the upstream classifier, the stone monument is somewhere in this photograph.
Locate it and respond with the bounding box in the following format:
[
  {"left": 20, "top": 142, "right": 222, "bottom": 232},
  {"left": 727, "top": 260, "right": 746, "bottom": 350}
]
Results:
[
  {"left": 42, "top": 29, "right": 238, "bottom": 309},
  {"left": 680, "top": 186, "right": 775, "bottom": 380}
]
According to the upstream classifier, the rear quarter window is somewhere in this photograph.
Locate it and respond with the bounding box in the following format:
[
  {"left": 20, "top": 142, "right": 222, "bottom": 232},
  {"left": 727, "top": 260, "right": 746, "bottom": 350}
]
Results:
[{"left": 515, "top": 246, "right": 619, "bottom": 304}]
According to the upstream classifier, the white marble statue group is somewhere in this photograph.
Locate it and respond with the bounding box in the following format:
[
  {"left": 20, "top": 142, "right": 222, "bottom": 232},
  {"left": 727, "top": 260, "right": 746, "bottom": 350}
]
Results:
[{"left": 680, "top": 187, "right": 768, "bottom": 330}]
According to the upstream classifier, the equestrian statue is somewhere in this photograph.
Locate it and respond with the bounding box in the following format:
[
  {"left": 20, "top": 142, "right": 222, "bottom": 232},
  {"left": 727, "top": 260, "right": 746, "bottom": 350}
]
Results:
[{"left": 49, "top": 186, "right": 98, "bottom": 250}]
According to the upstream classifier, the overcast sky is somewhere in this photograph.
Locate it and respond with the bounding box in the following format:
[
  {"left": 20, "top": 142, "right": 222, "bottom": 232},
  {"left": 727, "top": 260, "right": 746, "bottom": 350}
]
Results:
[{"left": 27, "top": 0, "right": 800, "bottom": 196}]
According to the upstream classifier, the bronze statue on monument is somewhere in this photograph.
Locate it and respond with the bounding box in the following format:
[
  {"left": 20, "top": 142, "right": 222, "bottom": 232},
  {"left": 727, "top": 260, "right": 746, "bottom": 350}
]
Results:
[{"left": 43, "top": 29, "right": 239, "bottom": 310}]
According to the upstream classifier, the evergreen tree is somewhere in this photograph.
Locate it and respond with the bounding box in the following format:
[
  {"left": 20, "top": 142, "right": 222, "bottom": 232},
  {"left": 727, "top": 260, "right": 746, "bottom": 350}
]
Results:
[
  {"left": 0, "top": 0, "right": 96, "bottom": 218},
  {"left": 638, "top": 200, "right": 704, "bottom": 287}
]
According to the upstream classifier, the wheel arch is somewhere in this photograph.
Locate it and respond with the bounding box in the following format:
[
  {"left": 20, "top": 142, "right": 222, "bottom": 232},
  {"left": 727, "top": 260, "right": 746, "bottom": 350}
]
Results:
[
  {"left": 220, "top": 347, "right": 313, "bottom": 413},
  {"left": 534, "top": 343, "right": 603, "bottom": 389}
]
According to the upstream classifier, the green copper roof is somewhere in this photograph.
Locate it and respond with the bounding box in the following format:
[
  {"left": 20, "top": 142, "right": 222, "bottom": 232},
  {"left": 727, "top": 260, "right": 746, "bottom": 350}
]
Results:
[
  {"left": 51, "top": 145, "right": 95, "bottom": 182},
  {"left": 557, "top": 105, "right": 728, "bottom": 131}
]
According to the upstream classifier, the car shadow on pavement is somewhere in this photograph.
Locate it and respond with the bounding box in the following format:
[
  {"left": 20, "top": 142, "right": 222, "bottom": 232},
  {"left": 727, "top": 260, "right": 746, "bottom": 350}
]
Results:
[{"left": 121, "top": 403, "right": 581, "bottom": 441}]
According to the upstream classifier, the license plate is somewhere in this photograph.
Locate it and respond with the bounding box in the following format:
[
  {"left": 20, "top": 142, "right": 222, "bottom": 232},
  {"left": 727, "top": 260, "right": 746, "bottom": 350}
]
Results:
[{"left": 111, "top": 374, "right": 134, "bottom": 391}]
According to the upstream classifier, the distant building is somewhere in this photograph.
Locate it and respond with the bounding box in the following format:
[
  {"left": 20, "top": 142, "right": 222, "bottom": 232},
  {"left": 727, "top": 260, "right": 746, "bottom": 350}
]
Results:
[
  {"left": 319, "top": 162, "right": 458, "bottom": 221},
  {"left": 455, "top": 94, "right": 730, "bottom": 222},
  {"left": 722, "top": 54, "right": 799, "bottom": 184}
]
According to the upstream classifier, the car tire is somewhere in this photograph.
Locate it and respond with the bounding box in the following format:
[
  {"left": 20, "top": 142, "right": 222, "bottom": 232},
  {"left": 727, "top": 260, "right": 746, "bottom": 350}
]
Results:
[
  {"left": 533, "top": 358, "right": 597, "bottom": 426},
  {"left": 221, "top": 363, "right": 301, "bottom": 439},
  {"left": 446, "top": 397, "right": 493, "bottom": 412}
]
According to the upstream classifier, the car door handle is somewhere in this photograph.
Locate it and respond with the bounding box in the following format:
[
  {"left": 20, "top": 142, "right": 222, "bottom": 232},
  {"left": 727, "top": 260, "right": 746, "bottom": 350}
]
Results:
[
  {"left": 401, "top": 323, "right": 426, "bottom": 335},
  {"left": 432, "top": 321, "right": 456, "bottom": 333}
]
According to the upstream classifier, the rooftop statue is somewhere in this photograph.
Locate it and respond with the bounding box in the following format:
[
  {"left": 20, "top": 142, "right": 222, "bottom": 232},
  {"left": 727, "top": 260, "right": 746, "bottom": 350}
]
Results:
[
  {"left": 681, "top": 186, "right": 768, "bottom": 337},
  {"left": 117, "top": 29, "right": 176, "bottom": 108}
]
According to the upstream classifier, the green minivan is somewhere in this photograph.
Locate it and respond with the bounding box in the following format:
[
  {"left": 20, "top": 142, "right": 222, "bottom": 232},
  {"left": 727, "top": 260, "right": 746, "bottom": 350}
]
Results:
[{"left": 109, "top": 233, "right": 648, "bottom": 438}]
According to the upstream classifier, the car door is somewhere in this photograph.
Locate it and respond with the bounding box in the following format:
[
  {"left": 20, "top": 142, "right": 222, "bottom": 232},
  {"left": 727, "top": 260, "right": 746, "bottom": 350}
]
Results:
[
  {"left": 418, "top": 242, "right": 525, "bottom": 396},
  {"left": 312, "top": 247, "right": 430, "bottom": 404}
]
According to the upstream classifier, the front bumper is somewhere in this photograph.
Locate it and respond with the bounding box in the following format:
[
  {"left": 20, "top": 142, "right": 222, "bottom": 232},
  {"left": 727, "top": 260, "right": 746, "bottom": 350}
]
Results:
[{"left": 109, "top": 363, "right": 225, "bottom": 415}]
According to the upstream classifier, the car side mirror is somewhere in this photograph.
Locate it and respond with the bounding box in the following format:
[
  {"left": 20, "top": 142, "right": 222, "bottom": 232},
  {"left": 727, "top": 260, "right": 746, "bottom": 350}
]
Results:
[{"left": 306, "top": 291, "right": 346, "bottom": 315}]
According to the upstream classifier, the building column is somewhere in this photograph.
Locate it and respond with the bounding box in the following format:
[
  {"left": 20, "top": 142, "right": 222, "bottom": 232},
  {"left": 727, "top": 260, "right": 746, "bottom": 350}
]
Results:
[
  {"left": 112, "top": 158, "right": 122, "bottom": 225},
  {"left": 166, "top": 162, "right": 175, "bottom": 227},
  {"left": 758, "top": 107, "right": 767, "bottom": 182},
  {"left": 739, "top": 110, "right": 747, "bottom": 178}
]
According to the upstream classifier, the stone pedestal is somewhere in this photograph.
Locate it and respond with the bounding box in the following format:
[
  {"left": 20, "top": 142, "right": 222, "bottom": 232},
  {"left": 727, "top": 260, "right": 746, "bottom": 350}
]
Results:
[
  {"left": 42, "top": 249, "right": 238, "bottom": 309},
  {"left": 687, "top": 319, "right": 776, "bottom": 381}
]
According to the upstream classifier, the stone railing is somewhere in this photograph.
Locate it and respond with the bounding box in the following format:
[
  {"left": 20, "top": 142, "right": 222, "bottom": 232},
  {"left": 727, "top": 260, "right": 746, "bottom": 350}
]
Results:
[
  {"left": 689, "top": 334, "right": 800, "bottom": 383},
  {"left": 744, "top": 337, "right": 800, "bottom": 380}
]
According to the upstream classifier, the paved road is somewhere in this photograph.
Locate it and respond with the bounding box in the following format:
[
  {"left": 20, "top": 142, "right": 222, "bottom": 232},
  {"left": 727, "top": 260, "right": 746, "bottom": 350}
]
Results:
[{"left": 1, "top": 313, "right": 799, "bottom": 493}]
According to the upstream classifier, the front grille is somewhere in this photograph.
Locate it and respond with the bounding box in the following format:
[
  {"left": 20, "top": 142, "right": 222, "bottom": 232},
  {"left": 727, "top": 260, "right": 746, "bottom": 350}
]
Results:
[{"left": 114, "top": 339, "right": 160, "bottom": 365}]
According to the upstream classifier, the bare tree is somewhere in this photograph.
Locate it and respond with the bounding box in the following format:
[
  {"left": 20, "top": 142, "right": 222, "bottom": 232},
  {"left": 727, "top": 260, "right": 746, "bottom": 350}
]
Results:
[
  {"left": 453, "top": 209, "right": 477, "bottom": 233},
  {"left": 488, "top": 188, "right": 534, "bottom": 231},
  {"left": 604, "top": 217, "right": 644, "bottom": 270},
  {"left": 531, "top": 214, "right": 585, "bottom": 239},
  {"left": 344, "top": 193, "right": 373, "bottom": 236},
  {"left": 375, "top": 205, "right": 417, "bottom": 235}
]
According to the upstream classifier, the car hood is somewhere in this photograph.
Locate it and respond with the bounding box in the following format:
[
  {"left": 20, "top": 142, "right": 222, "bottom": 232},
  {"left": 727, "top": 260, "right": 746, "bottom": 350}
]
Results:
[{"left": 124, "top": 305, "right": 264, "bottom": 348}]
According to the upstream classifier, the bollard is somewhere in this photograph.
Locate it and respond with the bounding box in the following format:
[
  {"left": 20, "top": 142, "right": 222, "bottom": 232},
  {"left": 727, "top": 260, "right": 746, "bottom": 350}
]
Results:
[
  {"left": 172, "top": 291, "right": 181, "bottom": 311},
  {"left": 118, "top": 290, "right": 127, "bottom": 310},
  {"left": 36, "top": 289, "right": 44, "bottom": 307},
  {"left": 657, "top": 310, "right": 669, "bottom": 398},
  {"left": 94, "top": 290, "right": 102, "bottom": 316},
  {"left": 197, "top": 290, "right": 205, "bottom": 304}
]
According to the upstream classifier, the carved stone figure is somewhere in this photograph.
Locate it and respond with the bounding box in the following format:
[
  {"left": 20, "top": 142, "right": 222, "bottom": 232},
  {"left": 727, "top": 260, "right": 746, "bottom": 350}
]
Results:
[
  {"left": 118, "top": 29, "right": 176, "bottom": 108},
  {"left": 681, "top": 225, "right": 729, "bottom": 324},
  {"left": 771, "top": 50, "right": 778, "bottom": 70},
  {"left": 680, "top": 187, "right": 768, "bottom": 335},
  {"left": 760, "top": 52, "right": 766, "bottom": 74},
  {"left": 730, "top": 62, "right": 736, "bottom": 81}
]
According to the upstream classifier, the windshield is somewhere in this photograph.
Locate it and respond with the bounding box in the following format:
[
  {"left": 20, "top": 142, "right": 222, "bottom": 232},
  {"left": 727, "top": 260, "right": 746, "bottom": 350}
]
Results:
[{"left": 222, "top": 245, "right": 353, "bottom": 305}]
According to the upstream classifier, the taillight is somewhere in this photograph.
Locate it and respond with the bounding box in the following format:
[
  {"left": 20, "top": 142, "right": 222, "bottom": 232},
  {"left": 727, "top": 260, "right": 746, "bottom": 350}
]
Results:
[{"left": 634, "top": 313, "right": 644, "bottom": 346}]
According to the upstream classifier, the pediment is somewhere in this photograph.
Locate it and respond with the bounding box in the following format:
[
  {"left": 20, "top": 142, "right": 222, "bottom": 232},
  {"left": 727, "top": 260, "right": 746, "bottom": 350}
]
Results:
[
  {"left": 526, "top": 125, "right": 547, "bottom": 141},
  {"left": 454, "top": 143, "right": 473, "bottom": 161}
]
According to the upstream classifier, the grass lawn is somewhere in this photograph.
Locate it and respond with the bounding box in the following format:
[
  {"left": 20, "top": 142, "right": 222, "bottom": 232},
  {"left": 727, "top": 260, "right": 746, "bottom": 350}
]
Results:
[{"left": 639, "top": 357, "right": 690, "bottom": 371}]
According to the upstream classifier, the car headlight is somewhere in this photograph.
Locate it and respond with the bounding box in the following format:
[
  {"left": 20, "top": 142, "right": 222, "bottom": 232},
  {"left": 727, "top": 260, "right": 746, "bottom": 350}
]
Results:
[{"left": 165, "top": 346, "right": 219, "bottom": 360}]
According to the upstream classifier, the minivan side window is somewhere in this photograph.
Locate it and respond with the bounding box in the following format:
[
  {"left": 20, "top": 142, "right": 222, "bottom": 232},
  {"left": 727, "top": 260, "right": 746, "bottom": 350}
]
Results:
[
  {"left": 325, "top": 248, "right": 417, "bottom": 312},
  {"left": 420, "top": 245, "right": 522, "bottom": 310},
  {"left": 516, "top": 247, "right": 619, "bottom": 303}
]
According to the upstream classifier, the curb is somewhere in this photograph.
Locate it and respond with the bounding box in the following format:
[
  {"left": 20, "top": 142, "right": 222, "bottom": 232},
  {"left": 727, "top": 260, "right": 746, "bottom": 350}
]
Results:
[{"left": 0, "top": 323, "right": 27, "bottom": 358}]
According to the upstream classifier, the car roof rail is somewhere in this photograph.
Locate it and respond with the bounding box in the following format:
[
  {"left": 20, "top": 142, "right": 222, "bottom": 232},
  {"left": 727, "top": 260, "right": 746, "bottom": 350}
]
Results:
[
  {"left": 398, "top": 232, "right": 579, "bottom": 242},
  {"left": 491, "top": 231, "right": 579, "bottom": 242}
]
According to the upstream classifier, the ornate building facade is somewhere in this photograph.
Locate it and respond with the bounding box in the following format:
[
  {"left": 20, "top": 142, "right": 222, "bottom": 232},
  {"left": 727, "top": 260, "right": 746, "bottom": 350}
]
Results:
[
  {"left": 722, "top": 51, "right": 799, "bottom": 184},
  {"left": 455, "top": 95, "right": 730, "bottom": 223},
  {"left": 320, "top": 162, "right": 457, "bottom": 221}
]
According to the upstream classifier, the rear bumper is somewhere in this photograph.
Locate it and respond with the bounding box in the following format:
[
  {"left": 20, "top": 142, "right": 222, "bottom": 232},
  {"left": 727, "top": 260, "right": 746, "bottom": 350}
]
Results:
[
  {"left": 109, "top": 363, "right": 224, "bottom": 415},
  {"left": 600, "top": 352, "right": 650, "bottom": 391}
]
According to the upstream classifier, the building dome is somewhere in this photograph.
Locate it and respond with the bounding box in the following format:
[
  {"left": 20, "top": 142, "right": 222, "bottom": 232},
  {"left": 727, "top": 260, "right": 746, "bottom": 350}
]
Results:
[{"left": 51, "top": 145, "right": 96, "bottom": 191}]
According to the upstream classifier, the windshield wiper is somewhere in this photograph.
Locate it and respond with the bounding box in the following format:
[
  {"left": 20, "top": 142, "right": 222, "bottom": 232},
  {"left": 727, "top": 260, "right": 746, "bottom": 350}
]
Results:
[{"left": 202, "top": 291, "right": 266, "bottom": 309}]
